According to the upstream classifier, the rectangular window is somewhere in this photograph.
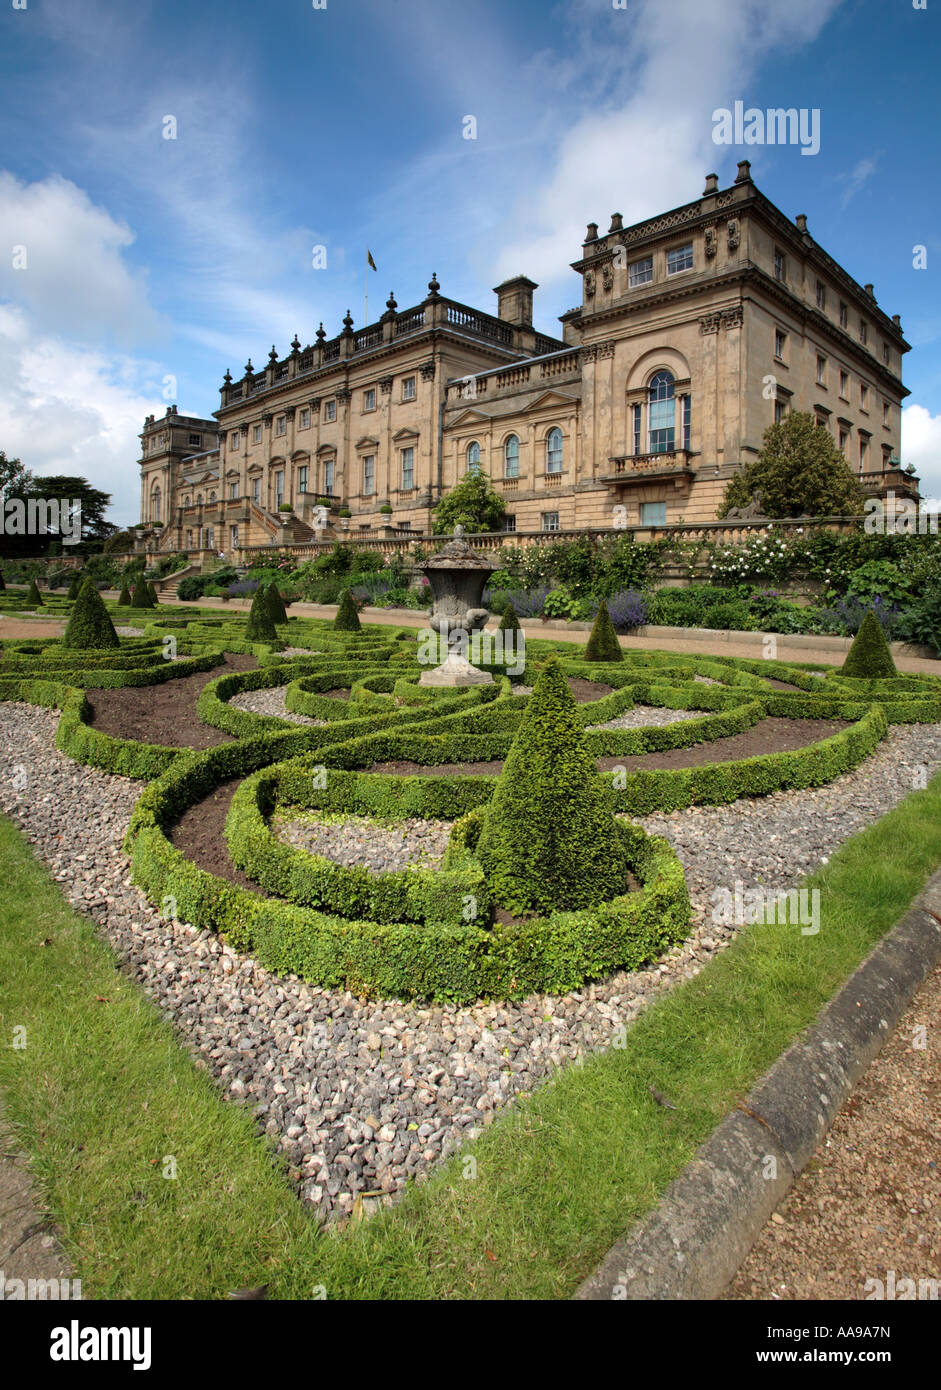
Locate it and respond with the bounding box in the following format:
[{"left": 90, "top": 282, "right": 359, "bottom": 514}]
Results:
[
  {"left": 362, "top": 455, "right": 375, "bottom": 495},
  {"left": 882, "top": 343, "right": 891, "bottom": 366},
  {"left": 859, "top": 321, "right": 868, "bottom": 346},
  {"left": 229, "top": 481, "right": 238, "bottom": 500},
  {"left": 839, "top": 428, "right": 849, "bottom": 453},
  {"left": 502, "top": 515, "right": 517, "bottom": 533},
  {"left": 816, "top": 355, "right": 827, "bottom": 385},
  {"left": 275, "top": 471, "right": 284, "bottom": 505},
  {"left": 252, "top": 478, "right": 261, "bottom": 502},
  {"left": 275, "top": 415, "right": 286, "bottom": 436},
  {"left": 231, "top": 431, "right": 239, "bottom": 449},
  {"left": 632, "top": 403, "right": 642, "bottom": 456},
  {"left": 230, "top": 524, "right": 239, "bottom": 549},
  {"left": 363, "top": 388, "right": 376, "bottom": 412},
  {"left": 640, "top": 501, "right": 667, "bottom": 526},
  {"left": 816, "top": 281, "right": 826, "bottom": 310},
  {"left": 774, "top": 329, "right": 787, "bottom": 359},
  {"left": 859, "top": 436, "right": 869, "bottom": 470},
  {"left": 189, "top": 433, "right": 201, "bottom": 447},
  {"left": 298, "top": 466, "right": 308, "bottom": 493},
  {"left": 860, "top": 384, "right": 869, "bottom": 410},
  {"left": 402, "top": 376, "right": 416, "bottom": 401},
  {"left": 773, "top": 249, "right": 786, "bottom": 282},
  {"left": 324, "top": 458, "right": 335, "bottom": 493},
  {"left": 774, "top": 399, "right": 787, "bottom": 424},
  {"left": 186, "top": 530, "right": 193, "bottom": 548},
  {"left": 839, "top": 370, "right": 849, "bottom": 398},
  {"left": 401, "top": 446, "right": 414, "bottom": 489},
  {"left": 839, "top": 302, "right": 848, "bottom": 329},
  {"left": 541, "top": 511, "right": 560, "bottom": 532},
  {"left": 324, "top": 400, "right": 337, "bottom": 422},
  {"left": 666, "top": 243, "right": 693, "bottom": 275},
  {"left": 398, "top": 520, "right": 411, "bottom": 532},
  {"left": 648, "top": 393, "right": 675, "bottom": 454},
  {"left": 883, "top": 402, "right": 890, "bottom": 427},
  {"left": 252, "top": 424, "right": 261, "bottom": 444},
  {"left": 629, "top": 256, "right": 653, "bottom": 287},
  {"left": 205, "top": 526, "right": 214, "bottom": 550},
  {"left": 682, "top": 395, "right": 691, "bottom": 451},
  {"left": 299, "top": 408, "right": 310, "bottom": 429}
]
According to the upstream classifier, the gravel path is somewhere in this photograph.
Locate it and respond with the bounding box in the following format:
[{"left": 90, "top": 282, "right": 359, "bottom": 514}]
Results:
[
  {"left": 277, "top": 814, "right": 451, "bottom": 872},
  {"left": 587, "top": 706, "right": 701, "bottom": 732},
  {"left": 228, "top": 684, "right": 326, "bottom": 726},
  {"left": 2, "top": 701, "right": 940, "bottom": 1228},
  {"left": 724, "top": 960, "right": 941, "bottom": 1301}
]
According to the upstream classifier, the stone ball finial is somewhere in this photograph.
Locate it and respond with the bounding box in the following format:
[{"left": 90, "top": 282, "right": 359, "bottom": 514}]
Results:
[
  {"left": 316, "top": 322, "right": 326, "bottom": 342},
  {"left": 453, "top": 523, "right": 465, "bottom": 539},
  {"left": 427, "top": 271, "right": 440, "bottom": 298},
  {"left": 268, "top": 345, "right": 278, "bottom": 362}
]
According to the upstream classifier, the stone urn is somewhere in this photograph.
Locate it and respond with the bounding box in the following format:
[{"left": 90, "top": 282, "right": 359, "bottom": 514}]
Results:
[{"left": 418, "top": 525, "right": 497, "bottom": 686}]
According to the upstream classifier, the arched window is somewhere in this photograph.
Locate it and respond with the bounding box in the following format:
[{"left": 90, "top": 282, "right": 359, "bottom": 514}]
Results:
[
  {"left": 546, "top": 427, "right": 563, "bottom": 474},
  {"left": 648, "top": 371, "right": 675, "bottom": 453},
  {"left": 209, "top": 490, "right": 217, "bottom": 503},
  {"left": 184, "top": 495, "right": 191, "bottom": 507},
  {"left": 151, "top": 485, "right": 161, "bottom": 522},
  {"left": 196, "top": 493, "right": 203, "bottom": 505},
  {"left": 466, "top": 440, "right": 481, "bottom": 474},
  {"left": 504, "top": 434, "right": 519, "bottom": 479}
]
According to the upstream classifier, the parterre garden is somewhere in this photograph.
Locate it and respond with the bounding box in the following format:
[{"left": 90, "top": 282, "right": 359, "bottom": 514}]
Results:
[{"left": 2, "top": 578, "right": 941, "bottom": 1295}]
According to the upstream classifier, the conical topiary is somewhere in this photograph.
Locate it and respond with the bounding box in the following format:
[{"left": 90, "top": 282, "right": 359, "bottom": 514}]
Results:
[
  {"left": 842, "top": 610, "right": 897, "bottom": 678},
  {"left": 131, "top": 578, "right": 152, "bottom": 608},
  {"left": 476, "top": 657, "right": 628, "bottom": 915},
  {"left": 118, "top": 582, "right": 132, "bottom": 606},
  {"left": 498, "top": 600, "right": 520, "bottom": 632},
  {"left": 147, "top": 581, "right": 159, "bottom": 606},
  {"left": 584, "top": 599, "right": 622, "bottom": 662},
  {"left": 245, "top": 583, "right": 278, "bottom": 641},
  {"left": 267, "top": 582, "right": 288, "bottom": 624},
  {"left": 62, "top": 578, "right": 119, "bottom": 650},
  {"left": 67, "top": 573, "right": 82, "bottom": 601},
  {"left": 25, "top": 578, "right": 44, "bottom": 607},
  {"left": 334, "top": 587, "right": 361, "bottom": 632}
]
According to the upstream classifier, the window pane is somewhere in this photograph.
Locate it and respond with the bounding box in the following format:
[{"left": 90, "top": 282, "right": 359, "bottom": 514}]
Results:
[
  {"left": 629, "top": 257, "right": 653, "bottom": 287},
  {"left": 546, "top": 428, "right": 562, "bottom": 473},
  {"left": 504, "top": 435, "right": 519, "bottom": 478},
  {"left": 640, "top": 501, "right": 666, "bottom": 526},
  {"left": 667, "top": 244, "right": 693, "bottom": 275}
]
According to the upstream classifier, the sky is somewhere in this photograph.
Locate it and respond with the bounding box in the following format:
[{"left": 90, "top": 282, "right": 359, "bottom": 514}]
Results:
[{"left": 0, "top": 0, "right": 938, "bottom": 526}]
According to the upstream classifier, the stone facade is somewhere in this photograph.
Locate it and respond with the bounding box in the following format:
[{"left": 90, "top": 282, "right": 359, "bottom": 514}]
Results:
[{"left": 138, "top": 165, "right": 914, "bottom": 554}]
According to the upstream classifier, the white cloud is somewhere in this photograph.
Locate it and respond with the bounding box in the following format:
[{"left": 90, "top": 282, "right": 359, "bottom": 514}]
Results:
[
  {"left": 490, "top": 0, "right": 845, "bottom": 288},
  {"left": 837, "top": 156, "right": 879, "bottom": 209},
  {"left": 0, "top": 172, "right": 164, "bottom": 347},
  {"left": 902, "top": 403, "right": 941, "bottom": 498}
]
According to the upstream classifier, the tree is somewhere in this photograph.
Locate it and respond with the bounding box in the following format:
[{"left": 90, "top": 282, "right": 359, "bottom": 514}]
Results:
[
  {"left": 584, "top": 600, "right": 623, "bottom": 662},
  {"left": 432, "top": 471, "right": 507, "bottom": 535},
  {"left": 476, "top": 657, "right": 628, "bottom": 915},
  {"left": 498, "top": 601, "right": 520, "bottom": 632},
  {"left": 334, "top": 587, "right": 362, "bottom": 632},
  {"left": 26, "top": 476, "right": 114, "bottom": 543},
  {"left": 266, "top": 582, "right": 288, "bottom": 624},
  {"left": 62, "top": 579, "right": 119, "bottom": 650},
  {"left": 25, "top": 577, "right": 44, "bottom": 606},
  {"left": 720, "top": 413, "right": 866, "bottom": 520}
]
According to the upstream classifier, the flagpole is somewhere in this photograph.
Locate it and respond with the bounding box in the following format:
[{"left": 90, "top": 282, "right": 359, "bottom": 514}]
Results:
[{"left": 364, "top": 256, "right": 369, "bottom": 326}]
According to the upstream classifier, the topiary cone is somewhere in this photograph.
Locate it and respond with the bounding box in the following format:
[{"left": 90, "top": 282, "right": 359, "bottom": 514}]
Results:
[
  {"left": 842, "top": 610, "right": 897, "bottom": 678},
  {"left": 0, "top": 570, "right": 6, "bottom": 592},
  {"left": 267, "top": 582, "right": 288, "bottom": 624},
  {"left": 130, "top": 579, "right": 150, "bottom": 608},
  {"left": 62, "top": 578, "right": 119, "bottom": 650},
  {"left": 498, "top": 601, "right": 520, "bottom": 632},
  {"left": 147, "top": 581, "right": 158, "bottom": 606},
  {"left": 67, "top": 573, "right": 82, "bottom": 601},
  {"left": 476, "top": 656, "right": 628, "bottom": 915},
  {"left": 244, "top": 584, "right": 279, "bottom": 641},
  {"left": 118, "top": 582, "right": 132, "bottom": 606},
  {"left": 25, "top": 578, "right": 44, "bottom": 607},
  {"left": 584, "top": 599, "right": 623, "bottom": 662},
  {"left": 334, "top": 587, "right": 361, "bottom": 632}
]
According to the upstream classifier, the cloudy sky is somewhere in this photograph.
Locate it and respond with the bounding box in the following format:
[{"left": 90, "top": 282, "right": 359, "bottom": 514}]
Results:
[{"left": 1, "top": 0, "right": 938, "bottom": 524}]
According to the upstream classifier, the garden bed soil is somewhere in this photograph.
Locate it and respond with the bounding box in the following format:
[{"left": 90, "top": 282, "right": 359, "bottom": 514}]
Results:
[
  {"left": 86, "top": 653, "right": 257, "bottom": 750},
  {"left": 366, "top": 717, "right": 849, "bottom": 777},
  {"left": 170, "top": 777, "right": 256, "bottom": 888}
]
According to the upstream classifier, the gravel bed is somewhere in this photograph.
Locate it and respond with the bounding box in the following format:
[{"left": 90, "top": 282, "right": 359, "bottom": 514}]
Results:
[
  {"left": 227, "top": 685, "right": 326, "bottom": 726},
  {"left": 277, "top": 813, "right": 451, "bottom": 872},
  {"left": 2, "top": 700, "right": 940, "bottom": 1227},
  {"left": 115, "top": 626, "right": 146, "bottom": 637},
  {"left": 587, "top": 705, "right": 700, "bottom": 732}
]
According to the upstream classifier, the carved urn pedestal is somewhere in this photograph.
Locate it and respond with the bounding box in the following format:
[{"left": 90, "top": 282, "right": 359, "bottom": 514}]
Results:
[{"left": 418, "top": 527, "right": 497, "bottom": 687}]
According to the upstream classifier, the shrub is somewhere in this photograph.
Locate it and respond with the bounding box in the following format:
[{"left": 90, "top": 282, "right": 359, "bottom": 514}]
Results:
[
  {"left": 147, "top": 581, "right": 159, "bottom": 606},
  {"left": 0, "top": 570, "right": 5, "bottom": 591},
  {"left": 66, "top": 573, "right": 83, "bottom": 600},
  {"left": 131, "top": 579, "right": 154, "bottom": 609},
  {"left": 543, "top": 586, "right": 592, "bottom": 621},
  {"left": 62, "top": 578, "right": 120, "bottom": 650},
  {"left": 604, "top": 589, "right": 648, "bottom": 632},
  {"left": 334, "top": 588, "right": 362, "bottom": 632},
  {"left": 227, "top": 579, "right": 260, "bottom": 599},
  {"left": 584, "top": 600, "right": 623, "bottom": 662},
  {"left": 175, "top": 576, "right": 204, "bottom": 602},
  {"left": 842, "top": 610, "right": 898, "bottom": 679},
  {"left": 244, "top": 585, "right": 279, "bottom": 642},
  {"left": 498, "top": 601, "right": 520, "bottom": 632},
  {"left": 266, "top": 582, "right": 288, "bottom": 624},
  {"left": 476, "top": 658, "right": 628, "bottom": 914},
  {"left": 897, "top": 581, "right": 941, "bottom": 655},
  {"left": 117, "top": 582, "right": 131, "bottom": 606},
  {"left": 25, "top": 578, "right": 44, "bottom": 607}
]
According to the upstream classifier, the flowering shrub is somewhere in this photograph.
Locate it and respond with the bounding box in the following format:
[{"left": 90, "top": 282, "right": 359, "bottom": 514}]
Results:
[
  {"left": 603, "top": 589, "right": 648, "bottom": 632},
  {"left": 708, "top": 530, "right": 797, "bottom": 584}
]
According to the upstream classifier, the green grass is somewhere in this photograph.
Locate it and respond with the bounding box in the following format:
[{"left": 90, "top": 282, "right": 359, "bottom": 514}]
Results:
[{"left": 2, "top": 772, "right": 941, "bottom": 1299}]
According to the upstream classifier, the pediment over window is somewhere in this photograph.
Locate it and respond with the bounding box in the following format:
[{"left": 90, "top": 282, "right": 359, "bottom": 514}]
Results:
[
  {"left": 447, "top": 408, "right": 492, "bottom": 427},
  {"left": 519, "top": 390, "right": 580, "bottom": 413},
  {"left": 392, "top": 427, "right": 420, "bottom": 442},
  {"left": 355, "top": 436, "right": 380, "bottom": 449}
]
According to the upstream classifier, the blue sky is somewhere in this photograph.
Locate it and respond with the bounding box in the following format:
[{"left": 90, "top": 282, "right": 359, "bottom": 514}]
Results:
[{"left": 0, "top": 0, "right": 938, "bottom": 524}]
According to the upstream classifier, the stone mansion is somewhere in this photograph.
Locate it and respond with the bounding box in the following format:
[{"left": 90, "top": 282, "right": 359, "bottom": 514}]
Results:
[{"left": 138, "top": 161, "right": 913, "bottom": 556}]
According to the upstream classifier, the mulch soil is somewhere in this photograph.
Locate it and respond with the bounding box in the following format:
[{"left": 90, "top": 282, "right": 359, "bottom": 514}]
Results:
[
  {"left": 86, "top": 653, "right": 257, "bottom": 750},
  {"left": 366, "top": 717, "right": 848, "bottom": 777},
  {"left": 170, "top": 776, "right": 255, "bottom": 888}
]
